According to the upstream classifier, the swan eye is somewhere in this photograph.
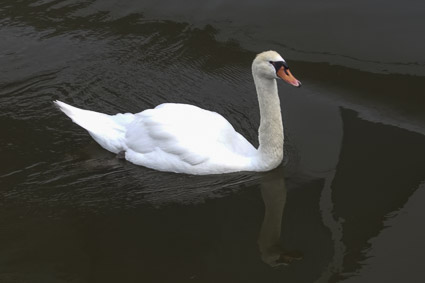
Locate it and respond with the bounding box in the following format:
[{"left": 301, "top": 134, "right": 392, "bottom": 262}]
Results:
[{"left": 270, "top": 61, "right": 290, "bottom": 75}]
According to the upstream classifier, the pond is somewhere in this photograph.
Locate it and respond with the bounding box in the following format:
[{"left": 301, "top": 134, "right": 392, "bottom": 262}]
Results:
[{"left": 1, "top": 1, "right": 424, "bottom": 282}]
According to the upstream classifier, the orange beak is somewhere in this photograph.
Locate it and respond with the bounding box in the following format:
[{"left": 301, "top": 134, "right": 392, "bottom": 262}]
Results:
[{"left": 277, "top": 67, "right": 301, "bottom": 88}]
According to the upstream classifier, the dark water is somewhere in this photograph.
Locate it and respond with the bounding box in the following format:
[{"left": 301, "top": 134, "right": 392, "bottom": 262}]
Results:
[{"left": 1, "top": 1, "right": 425, "bottom": 282}]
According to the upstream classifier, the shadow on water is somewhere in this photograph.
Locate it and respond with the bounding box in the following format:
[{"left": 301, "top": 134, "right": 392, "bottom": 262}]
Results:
[
  {"left": 298, "top": 61, "right": 425, "bottom": 135},
  {"left": 329, "top": 108, "right": 425, "bottom": 281}
]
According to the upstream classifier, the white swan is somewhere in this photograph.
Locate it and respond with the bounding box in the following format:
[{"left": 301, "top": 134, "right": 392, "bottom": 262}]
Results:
[{"left": 54, "top": 51, "right": 301, "bottom": 175}]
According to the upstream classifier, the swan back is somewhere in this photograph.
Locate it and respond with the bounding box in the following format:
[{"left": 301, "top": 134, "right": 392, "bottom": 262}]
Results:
[{"left": 124, "top": 103, "right": 257, "bottom": 174}]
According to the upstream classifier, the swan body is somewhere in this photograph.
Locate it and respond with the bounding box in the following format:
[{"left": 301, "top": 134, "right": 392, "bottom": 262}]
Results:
[{"left": 55, "top": 51, "right": 301, "bottom": 175}]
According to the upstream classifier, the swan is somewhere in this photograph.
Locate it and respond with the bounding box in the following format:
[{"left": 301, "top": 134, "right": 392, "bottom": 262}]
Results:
[{"left": 54, "top": 50, "right": 301, "bottom": 175}]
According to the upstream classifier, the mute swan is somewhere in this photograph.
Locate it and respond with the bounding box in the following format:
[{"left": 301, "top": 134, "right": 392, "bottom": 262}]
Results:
[{"left": 54, "top": 50, "right": 301, "bottom": 175}]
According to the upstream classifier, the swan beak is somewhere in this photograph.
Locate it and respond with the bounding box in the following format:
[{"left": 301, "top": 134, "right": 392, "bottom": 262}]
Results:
[{"left": 277, "top": 67, "right": 301, "bottom": 88}]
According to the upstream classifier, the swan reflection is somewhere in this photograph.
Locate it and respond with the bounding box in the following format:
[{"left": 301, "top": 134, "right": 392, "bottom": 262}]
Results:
[{"left": 258, "top": 169, "right": 303, "bottom": 267}]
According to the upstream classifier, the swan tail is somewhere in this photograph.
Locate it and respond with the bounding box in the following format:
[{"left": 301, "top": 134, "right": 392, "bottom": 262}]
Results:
[{"left": 54, "top": 100, "right": 134, "bottom": 153}]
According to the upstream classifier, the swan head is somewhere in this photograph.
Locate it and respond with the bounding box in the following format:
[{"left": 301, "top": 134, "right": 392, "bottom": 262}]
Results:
[{"left": 253, "top": 51, "right": 301, "bottom": 87}]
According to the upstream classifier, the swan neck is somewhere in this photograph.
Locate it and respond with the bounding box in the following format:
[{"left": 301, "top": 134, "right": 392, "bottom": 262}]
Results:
[{"left": 254, "top": 75, "right": 284, "bottom": 170}]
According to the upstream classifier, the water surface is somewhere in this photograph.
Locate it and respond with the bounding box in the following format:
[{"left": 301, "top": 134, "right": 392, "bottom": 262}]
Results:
[{"left": 1, "top": 1, "right": 425, "bottom": 282}]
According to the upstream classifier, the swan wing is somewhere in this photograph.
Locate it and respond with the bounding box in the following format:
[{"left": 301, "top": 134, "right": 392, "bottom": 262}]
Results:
[{"left": 124, "top": 103, "right": 256, "bottom": 168}]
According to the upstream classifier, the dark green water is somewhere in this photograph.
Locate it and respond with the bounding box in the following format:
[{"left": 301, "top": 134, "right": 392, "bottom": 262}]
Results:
[{"left": 1, "top": 1, "right": 424, "bottom": 282}]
